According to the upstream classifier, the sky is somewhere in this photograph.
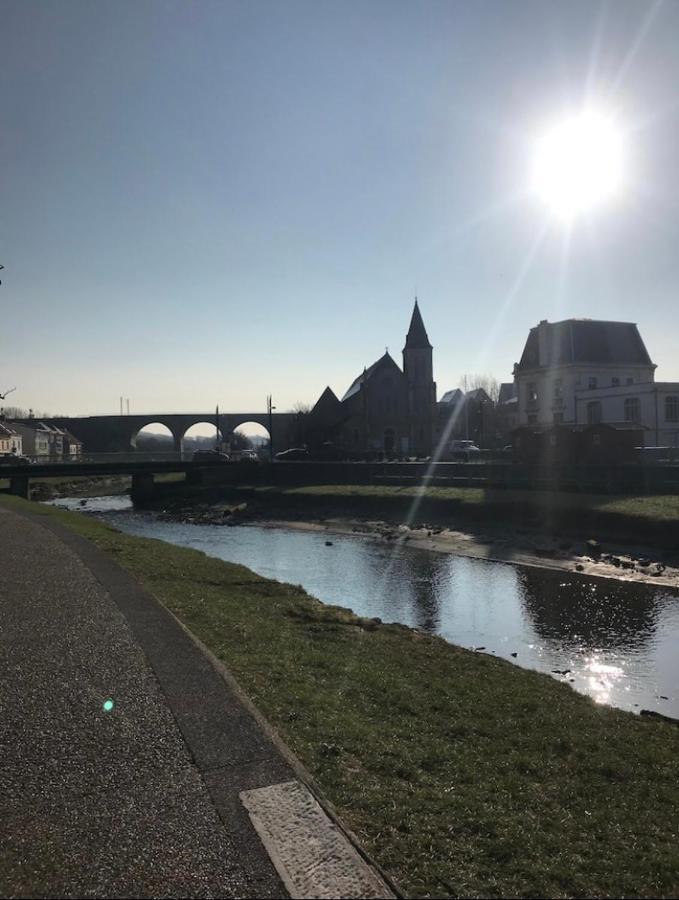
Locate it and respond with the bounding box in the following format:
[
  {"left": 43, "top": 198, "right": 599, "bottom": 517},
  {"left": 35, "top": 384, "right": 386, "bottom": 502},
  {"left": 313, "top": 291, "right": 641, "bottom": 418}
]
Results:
[{"left": 2, "top": 0, "right": 678, "bottom": 418}]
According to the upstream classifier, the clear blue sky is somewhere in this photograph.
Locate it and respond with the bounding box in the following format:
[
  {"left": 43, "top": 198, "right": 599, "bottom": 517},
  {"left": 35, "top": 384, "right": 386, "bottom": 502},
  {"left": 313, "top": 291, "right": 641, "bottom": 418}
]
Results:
[{"left": 2, "top": 0, "right": 678, "bottom": 416}]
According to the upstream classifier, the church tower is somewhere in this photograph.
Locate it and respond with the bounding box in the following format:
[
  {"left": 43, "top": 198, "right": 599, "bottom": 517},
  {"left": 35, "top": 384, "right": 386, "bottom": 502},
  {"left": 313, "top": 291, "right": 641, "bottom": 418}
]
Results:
[{"left": 403, "top": 299, "right": 437, "bottom": 455}]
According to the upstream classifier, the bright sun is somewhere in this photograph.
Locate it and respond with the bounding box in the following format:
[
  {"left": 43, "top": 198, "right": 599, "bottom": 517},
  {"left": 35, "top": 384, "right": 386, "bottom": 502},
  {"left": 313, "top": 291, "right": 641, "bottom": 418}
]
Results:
[{"left": 532, "top": 111, "right": 624, "bottom": 220}]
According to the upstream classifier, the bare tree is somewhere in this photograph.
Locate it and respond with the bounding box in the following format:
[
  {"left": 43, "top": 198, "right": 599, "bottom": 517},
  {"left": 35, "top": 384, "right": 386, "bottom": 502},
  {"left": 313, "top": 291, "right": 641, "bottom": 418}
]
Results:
[
  {"left": 459, "top": 374, "right": 500, "bottom": 403},
  {"left": 290, "top": 401, "right": 312, "bottom": 415}
]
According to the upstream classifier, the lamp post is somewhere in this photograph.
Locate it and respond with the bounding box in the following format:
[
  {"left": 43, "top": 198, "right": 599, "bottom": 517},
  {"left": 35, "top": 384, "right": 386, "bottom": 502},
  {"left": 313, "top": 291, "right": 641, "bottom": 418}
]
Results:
[{"left": 267, "top": 394, "right": 276, "bottom": 461}]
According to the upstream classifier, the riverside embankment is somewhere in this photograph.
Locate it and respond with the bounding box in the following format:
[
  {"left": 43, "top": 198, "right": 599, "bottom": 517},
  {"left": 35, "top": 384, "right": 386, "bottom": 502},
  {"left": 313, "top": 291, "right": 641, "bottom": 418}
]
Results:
[
  {"left": 131, "top": 481, "right": 679, "bottom": 586},
  {"left": 7, "top": 492, "right": 679, "bottom": 899}
]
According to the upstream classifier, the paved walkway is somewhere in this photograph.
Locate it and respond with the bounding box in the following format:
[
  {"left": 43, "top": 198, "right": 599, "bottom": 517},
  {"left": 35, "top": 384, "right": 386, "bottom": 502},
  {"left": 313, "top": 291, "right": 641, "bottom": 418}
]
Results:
[
  {"left": 0, "top": 510, "right": 291, "bottom": 897},
  {"left": 0, "top": 505, "right": 394, "bottom": 899}
]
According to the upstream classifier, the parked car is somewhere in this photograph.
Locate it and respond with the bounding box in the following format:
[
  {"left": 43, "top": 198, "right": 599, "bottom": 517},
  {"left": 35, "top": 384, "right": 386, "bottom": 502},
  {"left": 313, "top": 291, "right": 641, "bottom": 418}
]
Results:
[
  {"left": 0, "top": 454, "right": 31, "bottom": 466},
  {"left": 449, "top": 440, "right": 481, "bottom": 461},
  {"left": 192, "top": 449, "right": 230, "bottom": 463},
  {"left": 233, "top": 449, "right": 259, "bottom": 463},
  {"left": 274, "top": 447, "right": 310, "bottom": 461}
]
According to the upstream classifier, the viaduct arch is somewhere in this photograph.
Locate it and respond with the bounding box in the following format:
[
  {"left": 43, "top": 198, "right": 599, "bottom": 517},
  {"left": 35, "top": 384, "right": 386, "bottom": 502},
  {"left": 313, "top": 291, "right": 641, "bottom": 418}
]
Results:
[{"left": 19, "top": 412, "right": 300, "bottom": 455}]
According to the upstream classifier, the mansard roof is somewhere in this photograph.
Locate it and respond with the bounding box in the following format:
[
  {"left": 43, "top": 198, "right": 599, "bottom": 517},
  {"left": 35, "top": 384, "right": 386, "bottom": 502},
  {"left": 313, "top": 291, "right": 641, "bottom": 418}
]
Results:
[
  {"left": 404, "top": 299, "right": 432, "bottom": 350},
  {"left": 341, "top": 352, "right": 402, "bottom": 402},
  {"left": 516, "top": 319, "right": 654, "bottom": 371}
]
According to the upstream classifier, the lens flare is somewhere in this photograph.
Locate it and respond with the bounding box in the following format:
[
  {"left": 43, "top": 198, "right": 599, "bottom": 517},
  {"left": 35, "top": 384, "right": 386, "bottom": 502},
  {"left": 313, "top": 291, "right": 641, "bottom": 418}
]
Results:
[{"left": 532, "top": 111, "right": 624, "bottom": 220}]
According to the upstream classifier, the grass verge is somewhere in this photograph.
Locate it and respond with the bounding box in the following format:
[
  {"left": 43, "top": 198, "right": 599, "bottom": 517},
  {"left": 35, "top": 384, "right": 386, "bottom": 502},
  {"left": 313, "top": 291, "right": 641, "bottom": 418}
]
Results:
[{"left": 4, "top": 494, "right": 679, "bottom": 898}]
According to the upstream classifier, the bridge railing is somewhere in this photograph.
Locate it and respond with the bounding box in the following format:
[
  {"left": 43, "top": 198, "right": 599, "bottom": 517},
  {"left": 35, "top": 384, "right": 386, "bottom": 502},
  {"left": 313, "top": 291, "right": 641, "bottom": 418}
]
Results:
[{"left": 15, "top": 451, "right": 186, "bottom": 465}]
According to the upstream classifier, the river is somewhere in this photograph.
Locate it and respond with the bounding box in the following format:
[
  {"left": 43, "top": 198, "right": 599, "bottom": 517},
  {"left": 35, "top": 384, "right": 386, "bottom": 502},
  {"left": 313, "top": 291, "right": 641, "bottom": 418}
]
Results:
[{"left": 51, "top": 495, "right": 679, "bottom": 718}]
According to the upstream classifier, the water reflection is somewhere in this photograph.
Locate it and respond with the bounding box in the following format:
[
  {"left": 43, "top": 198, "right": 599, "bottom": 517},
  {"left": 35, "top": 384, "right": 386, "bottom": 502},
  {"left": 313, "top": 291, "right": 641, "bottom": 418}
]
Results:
[
  {"left": 519, "top": 567, "right": 660, "bottom": 650},
  {"left": 49, "top": 496, "right": 679, "bottom": 717}
]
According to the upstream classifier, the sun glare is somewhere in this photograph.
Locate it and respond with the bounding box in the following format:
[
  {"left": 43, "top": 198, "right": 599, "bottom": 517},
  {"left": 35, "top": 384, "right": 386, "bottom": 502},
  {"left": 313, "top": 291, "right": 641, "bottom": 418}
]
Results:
[{"left": 532, "top": 111, "right": 624, "bottom": 220}]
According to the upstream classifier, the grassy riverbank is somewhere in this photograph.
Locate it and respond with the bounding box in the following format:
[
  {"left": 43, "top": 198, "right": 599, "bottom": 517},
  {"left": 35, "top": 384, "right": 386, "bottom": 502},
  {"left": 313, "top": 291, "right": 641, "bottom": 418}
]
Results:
[{"left": 5, "top": 494, "right": 679, "bottom": 898}]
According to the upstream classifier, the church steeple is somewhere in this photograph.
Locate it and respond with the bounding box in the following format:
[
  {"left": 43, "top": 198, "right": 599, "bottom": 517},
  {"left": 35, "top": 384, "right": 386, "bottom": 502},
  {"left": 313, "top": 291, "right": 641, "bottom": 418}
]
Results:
[{"left": 404, "top": 298, "right": 432, "bottom": 350}]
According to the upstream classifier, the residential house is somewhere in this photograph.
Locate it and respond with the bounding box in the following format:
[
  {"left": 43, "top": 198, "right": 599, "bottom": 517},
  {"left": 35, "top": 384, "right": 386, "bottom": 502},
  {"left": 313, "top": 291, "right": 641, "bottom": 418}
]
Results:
[
  {"left": 9, "top": 422, "right": 51, "bottom": 460},
  {"left": 0, "top": 422, "right": 22, "bottom": 455}
]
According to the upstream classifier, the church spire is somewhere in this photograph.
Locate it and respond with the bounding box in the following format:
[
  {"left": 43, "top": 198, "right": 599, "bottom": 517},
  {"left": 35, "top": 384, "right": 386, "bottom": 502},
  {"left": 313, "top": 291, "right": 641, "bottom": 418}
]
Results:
[{"left": 404, "top": 297, "right": 432, "bottom": 350}]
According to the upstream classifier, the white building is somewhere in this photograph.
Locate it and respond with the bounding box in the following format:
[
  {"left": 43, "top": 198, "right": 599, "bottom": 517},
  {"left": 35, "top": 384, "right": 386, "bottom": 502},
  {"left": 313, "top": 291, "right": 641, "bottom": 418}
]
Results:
[
  {"left": 512, "top": 318, "right": 679, "bottom": 447},
  {"left": 574, "top": 382, "right": 679, "bottom": 447},
  {"left": 0, "top": 422, "right": 22, "bottom": 455}
]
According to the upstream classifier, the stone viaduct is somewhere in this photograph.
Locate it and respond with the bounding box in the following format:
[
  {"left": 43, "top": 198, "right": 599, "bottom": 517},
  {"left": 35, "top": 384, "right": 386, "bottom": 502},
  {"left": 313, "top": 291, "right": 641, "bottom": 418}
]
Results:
[{"left": 21, "top": 412, "right": 299, "bottom": 454}]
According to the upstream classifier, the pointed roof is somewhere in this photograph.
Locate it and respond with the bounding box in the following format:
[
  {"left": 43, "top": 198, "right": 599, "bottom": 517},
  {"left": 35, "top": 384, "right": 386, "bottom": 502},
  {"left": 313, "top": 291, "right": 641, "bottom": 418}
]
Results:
[
  {"left": 341, "top": 352, "right": 401, "bottom": 402},
  {"left": 311, "top": 386, "right": 341, "bottom": 417},
  {"left": 404, "top": 299, "right": 432, "bottom": 350}
]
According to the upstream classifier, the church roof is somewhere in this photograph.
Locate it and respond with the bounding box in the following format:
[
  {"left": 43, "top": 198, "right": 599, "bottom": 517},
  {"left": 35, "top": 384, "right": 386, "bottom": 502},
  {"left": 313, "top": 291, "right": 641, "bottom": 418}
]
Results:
[
  {"left": 404, "top": 299, "right": 432, "bottom": 350},
  {"left": 341, "top": 352, "right": 401, "bottom": 402}
]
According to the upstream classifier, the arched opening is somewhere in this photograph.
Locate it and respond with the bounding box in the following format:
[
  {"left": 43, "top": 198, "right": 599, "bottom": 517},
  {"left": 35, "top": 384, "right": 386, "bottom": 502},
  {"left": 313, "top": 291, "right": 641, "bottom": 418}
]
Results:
[
  {"left": 132, "top": 423, "right": 175, "bottom": 455},
  {"left": 182, "top": 422, "right": 224, "bottom": 459},
  {"left": 227, "top": 422, "right": 271, "bottom": 460}
]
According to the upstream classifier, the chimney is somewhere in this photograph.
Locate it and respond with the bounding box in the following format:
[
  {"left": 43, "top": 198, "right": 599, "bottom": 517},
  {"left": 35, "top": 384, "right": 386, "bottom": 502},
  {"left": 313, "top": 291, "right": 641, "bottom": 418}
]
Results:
[{"left": 537, "top": 320, "right": 550, "bottom": 367}]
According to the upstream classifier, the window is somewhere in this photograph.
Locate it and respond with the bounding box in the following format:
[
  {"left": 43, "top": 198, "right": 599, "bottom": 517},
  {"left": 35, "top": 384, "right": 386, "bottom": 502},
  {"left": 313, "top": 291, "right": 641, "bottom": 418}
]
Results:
[
  {"left": 527, "top": 382, "right": 538, "bottom": 403},
  {"left": 666, "top": 396, "right": 679, "bottom": 423},
  {"left": 553, "top": 377, "right": 562, "bottom": 398},
  {"left": 588, "top": 376, "right": 598, "bottom": 390},
  {"left": 549, "top": 434, "right": 557, "bottom": 446},
  {"left": 624, "top": 397, "right": 640, "bottom": 423},
  {"left": 553, "top": 412, "right": 564, "bottom": 424},
  {"left": 592, "top": 434, "right": 601, "bottom": 446},
  {"left": 612, "top": 377, "right": 620, "bottom": 387},
  {"left": 626, "top": 377, "right": 634, "bottom": 385},
  {"left": 527, "top": 414, "right": 538, "bottom": 425},
  {"left": 587, "top": 401, "right": 602, "bottom": 424}
]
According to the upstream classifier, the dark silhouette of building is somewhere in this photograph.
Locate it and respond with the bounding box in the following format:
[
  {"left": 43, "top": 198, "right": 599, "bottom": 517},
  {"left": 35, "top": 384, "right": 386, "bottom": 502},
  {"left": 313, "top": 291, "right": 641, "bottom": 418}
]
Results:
[{"left": 307, "top": 300, "right": 437, "bottom": 457}]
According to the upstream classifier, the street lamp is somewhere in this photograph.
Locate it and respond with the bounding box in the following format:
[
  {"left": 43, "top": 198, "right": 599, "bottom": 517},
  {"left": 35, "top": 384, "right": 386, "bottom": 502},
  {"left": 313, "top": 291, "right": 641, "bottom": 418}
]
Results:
[{"left": 267, "top": 394, "right": 276, "bottom": 461}]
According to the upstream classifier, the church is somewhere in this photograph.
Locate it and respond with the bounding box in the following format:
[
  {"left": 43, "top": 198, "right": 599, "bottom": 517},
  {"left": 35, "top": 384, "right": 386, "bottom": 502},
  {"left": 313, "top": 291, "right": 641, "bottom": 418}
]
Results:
[{"left": 306, "top": 301, "right": 437, "bottom": 457}]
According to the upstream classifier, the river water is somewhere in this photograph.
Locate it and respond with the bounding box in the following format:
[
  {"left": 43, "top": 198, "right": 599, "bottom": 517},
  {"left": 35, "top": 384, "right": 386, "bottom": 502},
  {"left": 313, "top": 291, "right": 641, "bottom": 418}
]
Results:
[{"left": 52, "top": 495, "right": 679, "bottom": 717}]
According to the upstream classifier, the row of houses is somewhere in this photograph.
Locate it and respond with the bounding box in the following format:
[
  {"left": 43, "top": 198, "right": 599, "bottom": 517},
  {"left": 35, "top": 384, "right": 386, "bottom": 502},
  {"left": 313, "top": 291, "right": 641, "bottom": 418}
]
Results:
[{"left": 0, "top": 417, "right": 82, "bottom": 461}]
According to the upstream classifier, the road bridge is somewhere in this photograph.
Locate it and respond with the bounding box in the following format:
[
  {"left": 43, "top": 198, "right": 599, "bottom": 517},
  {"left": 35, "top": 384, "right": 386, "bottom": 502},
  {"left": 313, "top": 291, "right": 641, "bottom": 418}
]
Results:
[{"left": 14, "top": 412, "right": 299, "bottom": 454}]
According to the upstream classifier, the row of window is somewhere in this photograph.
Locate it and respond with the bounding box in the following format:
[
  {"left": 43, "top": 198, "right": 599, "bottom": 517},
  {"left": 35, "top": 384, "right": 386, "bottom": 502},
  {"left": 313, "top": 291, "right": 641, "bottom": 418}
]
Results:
[
  {"left": 585, "top": 396, "right": 679, "bottom": 425},
  {"left": 527, "top": 375, "right": 636, "bottom": 404}
]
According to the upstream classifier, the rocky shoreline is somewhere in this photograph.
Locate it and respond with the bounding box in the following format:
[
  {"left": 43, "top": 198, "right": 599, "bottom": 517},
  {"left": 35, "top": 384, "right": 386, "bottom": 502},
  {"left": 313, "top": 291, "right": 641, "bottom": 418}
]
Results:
[{"left": 150, "top": 498, "right": 679, "bottom": 589}]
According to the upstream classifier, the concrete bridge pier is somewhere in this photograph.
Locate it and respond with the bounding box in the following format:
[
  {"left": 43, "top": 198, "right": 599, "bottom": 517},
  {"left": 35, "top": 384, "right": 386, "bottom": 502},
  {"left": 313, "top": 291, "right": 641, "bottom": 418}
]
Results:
[
  {"left": 131, "top": 473, "right": 155, "bottom": 503},
  {"left": 9, "top": 476, "right": 30, "bottom": 499}
]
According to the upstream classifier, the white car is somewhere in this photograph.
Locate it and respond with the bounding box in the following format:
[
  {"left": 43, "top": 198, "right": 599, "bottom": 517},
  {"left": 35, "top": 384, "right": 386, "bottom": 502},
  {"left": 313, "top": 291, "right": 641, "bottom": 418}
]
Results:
[{"left": 448, "top": 440, "right": 481, "bottom": 460}]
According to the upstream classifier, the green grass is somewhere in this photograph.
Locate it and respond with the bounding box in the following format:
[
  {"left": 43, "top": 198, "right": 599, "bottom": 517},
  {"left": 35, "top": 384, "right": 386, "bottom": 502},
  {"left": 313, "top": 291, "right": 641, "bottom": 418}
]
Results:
[{"left": 5, "top": 494, "right": 679, "bottom": 898}]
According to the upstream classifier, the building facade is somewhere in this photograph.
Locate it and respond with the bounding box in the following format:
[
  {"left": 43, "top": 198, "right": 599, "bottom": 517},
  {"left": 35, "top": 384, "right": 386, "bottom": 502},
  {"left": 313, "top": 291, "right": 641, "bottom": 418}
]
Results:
[
  {"left": 513, "top": 319, "right": 656, "bottom": 429},
  {"left": 574, "top": 382, "right": 679, "bottom": 447}
]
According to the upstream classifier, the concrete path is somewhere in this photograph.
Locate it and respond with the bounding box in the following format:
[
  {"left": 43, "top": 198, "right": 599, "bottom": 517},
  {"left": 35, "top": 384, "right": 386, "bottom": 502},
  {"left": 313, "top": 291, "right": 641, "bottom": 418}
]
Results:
[{"left": 0, "top": 505, "right": 394, "bottom": 899}]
